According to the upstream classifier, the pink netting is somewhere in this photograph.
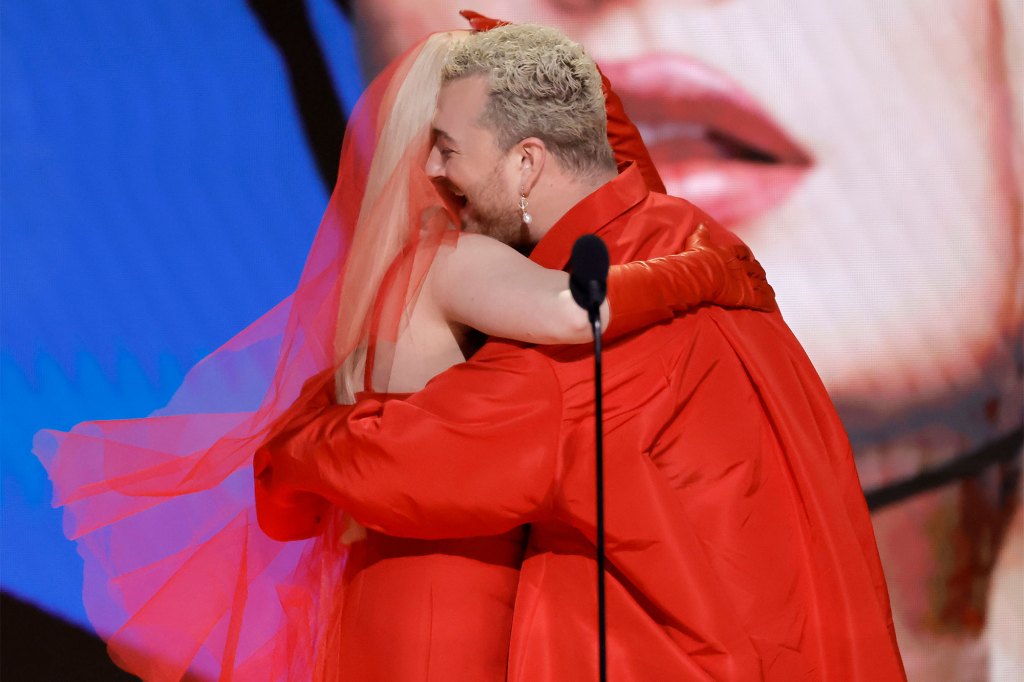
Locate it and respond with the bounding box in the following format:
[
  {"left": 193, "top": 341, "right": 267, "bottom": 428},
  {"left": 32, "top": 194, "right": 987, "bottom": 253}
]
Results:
[{"left": 34, "top": 33, "right": 461, "bottom": 681}]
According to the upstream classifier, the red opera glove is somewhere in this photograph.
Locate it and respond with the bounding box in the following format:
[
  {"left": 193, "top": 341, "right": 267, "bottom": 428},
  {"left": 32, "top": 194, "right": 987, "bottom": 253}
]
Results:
[
  {"left": 255, "top": 432, "right": 330, "bottom": 540},
  {"left": 460, "top": 10, "right": 665, "bottom": 192},
  {"left": 254, "top": 369, "right": 336, "bottom": 541},
  {"left": 254, "top": 457, "right": 329, "bottom": 541},
  {"left": 605, "top": 224, "right": 776, "bottom": 338}
]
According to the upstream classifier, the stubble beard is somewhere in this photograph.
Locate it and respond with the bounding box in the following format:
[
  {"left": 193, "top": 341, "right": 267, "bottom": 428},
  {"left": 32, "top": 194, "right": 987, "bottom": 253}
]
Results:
[{"left": 461, "top": 165, "right": 530, "bottom": 247}]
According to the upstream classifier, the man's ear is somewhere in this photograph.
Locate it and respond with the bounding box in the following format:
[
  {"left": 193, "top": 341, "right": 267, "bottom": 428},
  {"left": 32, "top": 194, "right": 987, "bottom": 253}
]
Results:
[{"left": 515, "top": 137, "right": 546, "bottom": 195}]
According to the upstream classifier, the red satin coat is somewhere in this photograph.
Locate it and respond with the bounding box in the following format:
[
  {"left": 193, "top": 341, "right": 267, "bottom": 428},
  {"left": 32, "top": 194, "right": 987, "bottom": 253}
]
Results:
[{"left": 257, "top": 163, "right": 906, "bottom": 680}]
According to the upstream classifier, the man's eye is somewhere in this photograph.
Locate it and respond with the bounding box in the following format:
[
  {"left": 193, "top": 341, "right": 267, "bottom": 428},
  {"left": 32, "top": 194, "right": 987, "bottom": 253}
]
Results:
[{"left": 440, "top": 148, "right": 454, "bottom": 159}]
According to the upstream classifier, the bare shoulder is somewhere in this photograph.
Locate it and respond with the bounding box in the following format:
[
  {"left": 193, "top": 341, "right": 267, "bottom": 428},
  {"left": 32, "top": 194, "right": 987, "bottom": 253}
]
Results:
[
  {"left": 451, "top": 232, "right": 521, "bottom": 258},
  {"left": 432, "top": 232, "right": 525, "bottom": 280}
]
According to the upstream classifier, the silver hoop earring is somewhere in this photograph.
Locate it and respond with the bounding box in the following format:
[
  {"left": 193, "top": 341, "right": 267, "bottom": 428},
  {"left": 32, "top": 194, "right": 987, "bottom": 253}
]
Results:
[{"left": 519, "top": 195, "right": 533, "bottom": 225}]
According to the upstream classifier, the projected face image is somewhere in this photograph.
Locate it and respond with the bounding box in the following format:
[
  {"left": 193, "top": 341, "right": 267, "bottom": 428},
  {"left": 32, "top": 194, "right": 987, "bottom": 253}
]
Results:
[
  {"left": 347, "top": 0, "right": 1022, "bottom": 679},
  {"left": 350, "top": 0, "right": 1020, "bottom": 417}
]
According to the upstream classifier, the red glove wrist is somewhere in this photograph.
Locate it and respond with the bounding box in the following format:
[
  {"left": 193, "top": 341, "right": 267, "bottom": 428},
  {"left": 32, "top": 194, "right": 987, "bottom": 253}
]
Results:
[{"left": 605, "top": 224, "right": 776, "bottom": 339}]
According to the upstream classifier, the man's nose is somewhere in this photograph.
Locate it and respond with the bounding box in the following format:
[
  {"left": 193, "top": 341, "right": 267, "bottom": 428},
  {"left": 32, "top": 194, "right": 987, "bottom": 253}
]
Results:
[{"left": 424, "top": 146, "right": 444, "bottom": 179}]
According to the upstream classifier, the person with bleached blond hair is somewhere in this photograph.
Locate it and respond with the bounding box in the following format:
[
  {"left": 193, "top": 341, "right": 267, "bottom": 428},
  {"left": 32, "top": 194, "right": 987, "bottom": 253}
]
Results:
[{"left": 259, "top": 20, "right": 905, "bottom": 681}]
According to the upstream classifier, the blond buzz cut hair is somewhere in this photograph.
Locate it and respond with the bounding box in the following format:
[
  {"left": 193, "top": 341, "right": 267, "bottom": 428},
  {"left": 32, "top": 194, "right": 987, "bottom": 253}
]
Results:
[{"left": 441, "top": 24, "right": 616, "bottom": 177}]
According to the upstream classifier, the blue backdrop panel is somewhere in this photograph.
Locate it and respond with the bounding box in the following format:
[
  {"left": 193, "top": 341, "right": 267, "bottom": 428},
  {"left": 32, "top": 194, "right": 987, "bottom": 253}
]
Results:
[{"left": 2, "top": 0, "right": 363, "bottom": 627}]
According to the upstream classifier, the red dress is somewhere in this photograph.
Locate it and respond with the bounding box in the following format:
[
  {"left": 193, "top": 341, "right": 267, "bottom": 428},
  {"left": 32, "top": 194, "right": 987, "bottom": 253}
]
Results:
[
  {"left": 332, "top": 528, "right": 522, "bottom": 680},
  {"left": 257, "top": 163, "right": 907, "bottom": 680},
  {"left": 326, "top": 394, "right": 524, "bottom": 681}
]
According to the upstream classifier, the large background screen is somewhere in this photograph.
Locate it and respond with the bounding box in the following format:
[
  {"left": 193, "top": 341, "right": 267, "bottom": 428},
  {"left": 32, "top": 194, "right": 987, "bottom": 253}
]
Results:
[{"left": 3, "top": 1, "right": 1021, "bottom": 679}]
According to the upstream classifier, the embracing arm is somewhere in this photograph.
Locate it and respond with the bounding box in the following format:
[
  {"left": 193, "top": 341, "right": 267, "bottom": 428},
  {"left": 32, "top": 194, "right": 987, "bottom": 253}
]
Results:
[
  {"left": 255, "top": 234, "right": 772, "bottom": 540},
  {"left": 430, "top": 226, "right": 775, "bottom": 346},
  {"left": 254, "top": 342, "right": 564, "bottom": 540},
  {"left": 430, "top": 232, "right": 601, "bottom": 344}
]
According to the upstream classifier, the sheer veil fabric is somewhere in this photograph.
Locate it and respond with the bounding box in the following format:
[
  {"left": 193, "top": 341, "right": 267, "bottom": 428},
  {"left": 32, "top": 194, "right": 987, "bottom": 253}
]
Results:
[{"left": 34, "top": 32, "right": 464, "bottom": 681}]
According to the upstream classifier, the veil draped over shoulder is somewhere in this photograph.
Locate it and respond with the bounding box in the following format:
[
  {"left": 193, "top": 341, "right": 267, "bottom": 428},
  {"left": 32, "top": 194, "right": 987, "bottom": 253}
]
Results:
[{"left": 34, "top": 32, "right": 462, "bottom": 681}]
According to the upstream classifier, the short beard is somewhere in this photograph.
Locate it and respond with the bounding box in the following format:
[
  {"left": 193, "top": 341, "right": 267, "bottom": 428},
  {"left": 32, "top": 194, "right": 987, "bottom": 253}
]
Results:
[{"left": 462, "top": 165, "right": 530, "bottom": 246}]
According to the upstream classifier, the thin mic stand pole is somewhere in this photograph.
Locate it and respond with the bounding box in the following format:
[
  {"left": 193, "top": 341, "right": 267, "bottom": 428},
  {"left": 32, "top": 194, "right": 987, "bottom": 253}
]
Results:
[
  {"left": 588, "top": 283, "right": 607, "bottom": 682},
  {"left": 570, "top": 235, "right": 610, "bottom": 682}
]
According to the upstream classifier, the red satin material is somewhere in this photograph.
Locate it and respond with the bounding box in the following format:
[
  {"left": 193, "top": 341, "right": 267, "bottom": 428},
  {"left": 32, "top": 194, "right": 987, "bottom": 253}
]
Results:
[
  {"left": 605, "top": 223, "right": 776, "bottom": 339},
  {"left": 258, "top": 164, "right": 906, "bottom": 680},
  {"left": 601, "top": 69, "right": 667, "bottom": 193},
  {"left": 331, "top": 527, "right": 523, "bottom": 680},
  {"left": 257, "top": 387, "right": 526, "bottom": 680}
]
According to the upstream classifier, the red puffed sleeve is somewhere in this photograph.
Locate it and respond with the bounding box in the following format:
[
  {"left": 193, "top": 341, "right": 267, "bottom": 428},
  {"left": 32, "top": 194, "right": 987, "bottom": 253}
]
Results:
[{"left": 255, "top": 342, "right": 564, "bottom": 540}]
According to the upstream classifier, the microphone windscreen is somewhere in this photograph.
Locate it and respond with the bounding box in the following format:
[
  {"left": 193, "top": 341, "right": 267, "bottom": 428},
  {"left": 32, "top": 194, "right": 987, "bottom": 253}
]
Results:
[{"left": 569, "top": 234, "right": 610, "bottom": 310}]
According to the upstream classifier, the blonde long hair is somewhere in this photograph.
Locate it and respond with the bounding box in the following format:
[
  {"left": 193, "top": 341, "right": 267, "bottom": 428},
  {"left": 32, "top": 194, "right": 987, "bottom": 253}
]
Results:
[{"left": 333, "top": 31, "right": 466, "bottom": 404}]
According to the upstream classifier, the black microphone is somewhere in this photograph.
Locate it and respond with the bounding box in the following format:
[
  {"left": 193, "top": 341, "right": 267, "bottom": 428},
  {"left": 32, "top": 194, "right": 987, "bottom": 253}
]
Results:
[
  {"left": 569, "top": 234, "right": 610, "bottom": 319},
  {"left": 569, "top": 234, "right": 610, "bottom": 682}
]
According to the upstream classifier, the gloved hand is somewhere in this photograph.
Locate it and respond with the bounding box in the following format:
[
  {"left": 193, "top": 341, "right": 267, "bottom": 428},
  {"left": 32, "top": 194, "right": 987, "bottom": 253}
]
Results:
[
  {"left": 459, "top": 9, "right": 665, "bottom": 192},
  {"left": 606, "top": 224, "right": 776, "bottom": 339},
  {"left": 253, "top": 369, "right": 337, "bottom": 541}
]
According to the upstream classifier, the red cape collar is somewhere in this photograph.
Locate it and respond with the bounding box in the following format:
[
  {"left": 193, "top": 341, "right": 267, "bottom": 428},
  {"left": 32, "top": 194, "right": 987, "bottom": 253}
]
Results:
[{"left": 528, "top": 163, "right": 649, "bottom": 270}]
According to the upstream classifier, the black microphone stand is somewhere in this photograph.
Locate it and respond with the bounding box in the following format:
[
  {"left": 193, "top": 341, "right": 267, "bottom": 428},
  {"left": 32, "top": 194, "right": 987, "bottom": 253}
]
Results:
[
  {"left": 570, "top": 234, "right": 610, "bottom": 682},
  {"left": 586, "top": 281, "right": 607, "bottom": 682}
]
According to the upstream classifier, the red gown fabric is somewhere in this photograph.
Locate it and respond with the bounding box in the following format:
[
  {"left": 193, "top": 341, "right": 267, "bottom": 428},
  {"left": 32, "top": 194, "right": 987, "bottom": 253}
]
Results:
[
  {"left": 332, "top": 525, "right": 523, "bottom": 680},
  {"left": 257, "top": 163, "right": 907, "bottom": 681},
  {"left": 318, "top": 397, "right": 524, "bottom": 679}
]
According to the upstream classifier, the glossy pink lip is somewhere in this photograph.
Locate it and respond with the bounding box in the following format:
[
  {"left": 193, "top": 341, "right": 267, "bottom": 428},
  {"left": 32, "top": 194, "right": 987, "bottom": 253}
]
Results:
[{"left": 600, "top": 55, "right": 813, "bottom": 227}]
